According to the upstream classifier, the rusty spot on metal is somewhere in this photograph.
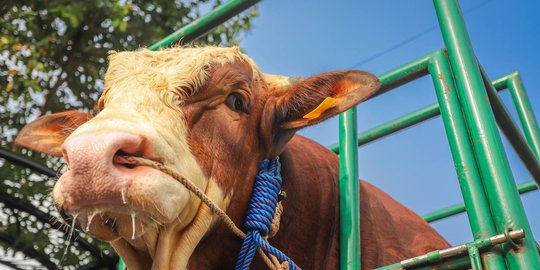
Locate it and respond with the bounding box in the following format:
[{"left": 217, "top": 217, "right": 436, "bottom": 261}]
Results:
[{"left": 438, "top": 74, "right": 452, "bottom": 97}]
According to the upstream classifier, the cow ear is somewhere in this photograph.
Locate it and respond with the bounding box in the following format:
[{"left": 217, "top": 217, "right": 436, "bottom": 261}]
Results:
[
  {"left": 273, "top": 70, "right": 379, "bottom": 129},
  {"left": 261, "top": 70, "right": 379, "bottom": 156},
  {"left": 15, "top": 111, "right": 93, "bottom": 156}
]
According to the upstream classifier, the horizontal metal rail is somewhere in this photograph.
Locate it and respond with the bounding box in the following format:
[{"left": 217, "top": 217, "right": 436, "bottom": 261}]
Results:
[
  {"left": 371, "top": 51, "right": 433, "bottom": 98},
  {"left": 423, "top": 180, "right": 538, "bottom": 223},
  {"left": 374, "top": 229, "right": 526, "bottom": 270},
  {"left": 148, "top": 0, "right": 260, "bottom": 50},
  {"left": 0, "top": 148, "right": 56, "bottom": 177},
  {"left": 329, "top": 104, "right": 439, "bottom": 153}
]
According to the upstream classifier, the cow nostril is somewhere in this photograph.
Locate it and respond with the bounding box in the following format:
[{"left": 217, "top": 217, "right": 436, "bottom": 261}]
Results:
[
  {"left": 114, "top": 150, "right": 138, "bottom": 169},
  {"left": 124, "top": 163, "right": 136, "bottom": 169}
]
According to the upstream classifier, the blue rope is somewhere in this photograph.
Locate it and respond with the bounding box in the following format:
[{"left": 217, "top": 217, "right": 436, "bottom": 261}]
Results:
[{"left": 235, "top": 159, "right": 301, "bottom": 270}]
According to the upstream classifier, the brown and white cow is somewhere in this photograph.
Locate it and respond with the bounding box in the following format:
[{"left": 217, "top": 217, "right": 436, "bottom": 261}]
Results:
[{"left": 16, "top": 46, "right": 449, "bottom": 269}]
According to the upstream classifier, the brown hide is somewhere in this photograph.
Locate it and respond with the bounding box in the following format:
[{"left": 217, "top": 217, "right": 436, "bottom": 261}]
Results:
[{"left": 190, "top": 135, "right": 449, "bottom": 269}]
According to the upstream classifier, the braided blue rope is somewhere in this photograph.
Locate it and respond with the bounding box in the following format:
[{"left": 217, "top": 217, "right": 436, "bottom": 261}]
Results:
[{"left": 235, "top": 159, "right": 301, "bottom": 270}]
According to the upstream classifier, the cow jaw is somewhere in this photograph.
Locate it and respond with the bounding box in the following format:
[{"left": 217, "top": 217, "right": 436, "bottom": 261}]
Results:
[
  {"left": 108, "top": 178, "right": 227, "bottom": 269},
  {"left": 54, "top": 168, "right": 192, "bottom": 239}
]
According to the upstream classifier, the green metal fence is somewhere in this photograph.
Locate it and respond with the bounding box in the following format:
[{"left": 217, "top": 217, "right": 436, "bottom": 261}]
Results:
[
  {"left": 64, "top": 0, "right": 540, "bottom": 269},
  {"left": 337, "top": 1, "right": 540, "bottom": 269}
]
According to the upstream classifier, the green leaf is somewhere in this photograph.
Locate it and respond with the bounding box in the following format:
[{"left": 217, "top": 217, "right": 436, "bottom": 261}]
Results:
[
  {"left": 69, "top": 15, "right": 80, "bottom": 28},
  {"left": 119, "top": 21, "right": 128, "bottom": 32}
]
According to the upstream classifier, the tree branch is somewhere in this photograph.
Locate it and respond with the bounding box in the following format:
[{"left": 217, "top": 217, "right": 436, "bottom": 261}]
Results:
[
  {"left": 39, "top": 27, "right": 84, "bottom": 116},
  {"left": 39, "top": 55, "right": 84, "bottom": 116}
]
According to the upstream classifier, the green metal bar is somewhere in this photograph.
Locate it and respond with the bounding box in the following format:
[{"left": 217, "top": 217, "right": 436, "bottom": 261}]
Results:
[
  {"left": 467, "top": 244, "right": 483, "bottom": 270},
  {"left": 329, "top": 104, "right": 440, "bottom": 153},
  {"left": 494, "top": 71, "right": 540, "bottom": 158},
  {"left": 148, "top": 0, "right": 260, "bottom": 50},
  {"left": 377, "top": 254, "right": 471, "bottom": 270},
  {"left": 434, "top": 1, "right": 540, "bottom": 268},
  {"left": 409, "top": 256, "right": 471, "bottom": 270},
  {"left": 423, "top": 180, "right": 539, "bottom": 223},
  {"left": 371, "top": 51, "right": 432, "bottom": 99},
  {"left": 117, "top": 259, "right": 126, "bottom": 270},
  {"left": 375, "top": 230, "right": 525, "bottom": 270},
  {"left": 492, "top": 71, "right": 518, "bottom": 91},
  {"left": 374, "top": 256, "right": 471, "bottom": 270},
  {"left": 339, "top": 107, "right": 361, "bottom": 270},
  {"left": 428, "top": 49, "right": 505, "bottom": 268},
  {"left": 507, "top": 74, "right": 540, "bottom": 158},
  {"left": 423, "top": 202, "right": 466, "bottom": 223},
  {"left": 479, "top": 67, "right": 540, "bottom": 186}
]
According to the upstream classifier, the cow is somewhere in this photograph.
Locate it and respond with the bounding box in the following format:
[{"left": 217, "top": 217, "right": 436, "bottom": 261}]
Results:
[{"left": 16, "top": 46, "right": 449, "bottom": 269}]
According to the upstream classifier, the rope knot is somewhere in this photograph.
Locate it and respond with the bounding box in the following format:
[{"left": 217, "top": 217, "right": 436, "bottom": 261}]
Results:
[
  {"left": 236, "top": 159, "right": 301, "bottom": 270},
  {"left": 242, "top": 160, "right": 282, "bottom": 236}
]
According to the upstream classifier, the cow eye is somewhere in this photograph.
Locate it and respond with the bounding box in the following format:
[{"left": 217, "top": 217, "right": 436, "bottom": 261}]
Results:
[{"left": 225, "top": 93, "right": 244, "bottom": 112}]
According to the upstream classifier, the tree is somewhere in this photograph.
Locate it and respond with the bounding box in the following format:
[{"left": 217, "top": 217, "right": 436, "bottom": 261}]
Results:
[{"left": 0, "top": 1, "right": 258, "bottom": 268}]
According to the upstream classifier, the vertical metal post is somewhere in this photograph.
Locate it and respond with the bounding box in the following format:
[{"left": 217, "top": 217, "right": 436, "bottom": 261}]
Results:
[
  {"left": 467, "top": 244, "right": 483, "bottom": 270},
  {"left": 117, "top": 259, "right": 126, "bottom": 270},
  {"left": 434, "top": 0, "right": 540, "bottom": 268},
  {"left": 507, "top": 74, "right": 540, "bottom": 158},
  {"left": 428, "top": 49, "right": 506, "bottom": 268},
  {"left": 339, "top": 107, "right": 361, "bottom": 270}
]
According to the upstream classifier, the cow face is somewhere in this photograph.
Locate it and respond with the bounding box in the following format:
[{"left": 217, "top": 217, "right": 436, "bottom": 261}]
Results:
[{"left": 16, "top": 46, "right": 379, "bottom": 268}]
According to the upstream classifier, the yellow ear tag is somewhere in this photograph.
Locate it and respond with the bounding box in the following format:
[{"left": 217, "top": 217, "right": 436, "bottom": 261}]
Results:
[{"left": 302, "top": 97, "right": 337, "bottom": 119}]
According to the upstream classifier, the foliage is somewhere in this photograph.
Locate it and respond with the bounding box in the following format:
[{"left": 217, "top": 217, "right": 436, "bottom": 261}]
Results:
[{"left": 0, "top": 0, "right": 257, "bottom": 268}]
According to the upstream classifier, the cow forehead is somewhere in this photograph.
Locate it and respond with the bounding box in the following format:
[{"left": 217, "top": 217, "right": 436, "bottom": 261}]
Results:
[{"left": 102, "top": 46, "right": 261, "bottom": 100}]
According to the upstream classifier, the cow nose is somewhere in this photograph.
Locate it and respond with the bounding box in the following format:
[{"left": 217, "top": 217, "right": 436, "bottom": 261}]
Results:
[
  {"left": 62, "top": 131, "right": 145, "bottom": 171},
  {"left": 58, "top": 131, "right": 150, "bottom": 209}
]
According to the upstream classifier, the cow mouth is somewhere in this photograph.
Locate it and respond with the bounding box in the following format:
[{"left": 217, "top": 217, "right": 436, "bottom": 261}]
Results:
[
  {"left": 62, "top": 206, "right": 159, "bottom": 242},
  {"left": 55, "top": 154, "right": 195, "bottom": 243}
]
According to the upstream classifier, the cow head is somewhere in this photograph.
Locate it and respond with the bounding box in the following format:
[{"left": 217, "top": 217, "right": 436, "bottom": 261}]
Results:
[{"left": 16, "top": 47, "right": 379, "bottom": 269}]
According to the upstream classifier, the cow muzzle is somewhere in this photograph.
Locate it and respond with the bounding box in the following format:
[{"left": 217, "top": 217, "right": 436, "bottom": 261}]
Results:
[{"left": 54, "top": 131, "right": 189, "bottom": 241}]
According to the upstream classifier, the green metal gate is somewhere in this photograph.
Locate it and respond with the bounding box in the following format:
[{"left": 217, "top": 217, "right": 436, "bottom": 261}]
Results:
[
  {"left": 336, "top": 1, "right": 540, "bottom": 269},
  {"left": 108, "top": 0, "right": 540, "bottom": 269}
]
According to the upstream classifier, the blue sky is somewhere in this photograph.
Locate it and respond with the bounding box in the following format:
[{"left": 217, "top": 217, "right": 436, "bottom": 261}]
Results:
[{"left": 238, "top": 0, "right": 540, "bottom": 246}]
